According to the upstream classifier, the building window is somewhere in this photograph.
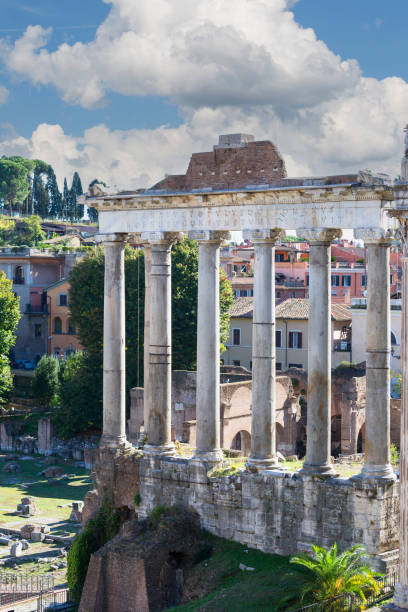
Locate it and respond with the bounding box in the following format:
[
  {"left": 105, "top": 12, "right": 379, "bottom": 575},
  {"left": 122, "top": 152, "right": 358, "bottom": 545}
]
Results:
[
  {"left": 361, "top": 275, "right": 366, "bottom": 286},
  {"left": 288, "top": 331, "right": 302, "bottom": 349},
  {"left": 276, "top": 291, "right": 281, "bottom": 298},
  {"left": 289, "top": 363, "right": 303, "bottom": 369},
  {"left": 390, "top": 274, "right": 393, "bottom": 284},
  {"left": 13, "top": 266, "right": 25, "bottom": 285},
  {"left": 276, "top": 329, "right": 282, "bottom": 348},
  {"left": 34, "top": 324, "right": 42, "bottom": 337},
  {"left": 54, "top": 317, "right": 62, "bottom": 334},
  {"left": 249, "top": 290, "right": 254, "bottom": 297},
  {"left": 342, "top": 275, "right": 351, "bottom": 287},
  {"left": 306, "top": 275, "right": 309, "bottom": 286},
  {"left": 275, "top": 253, "right": 285, "bottom": 262},
  {"left": 58, "top": 293, "right": 68, "bottom": 306},
  {"left": 67, "top": 319, "right": 76, "bottom": 335},
  {"left": 233, "top": 360, "right": 241, "bottom": 366},
  {"left": 232, "top": 329, "right": 241, "bottom": 345},
  {"left": 331, "top": 275, "right": 340, "bottom": 287},
  {"left": 250, "top": 361, "right": 252, "bottom": 370},
  {"left": 240, "top": 290, "right": 248, "bottom": 297},
  {"left": 241, "top": 265, "right": 247, "bottom": 273},
  {"left": 276, "top": 362, "right": 282, "bottom": 371},
  {"left": 290, "top": 291, "right": 295, "bottom": 298}
]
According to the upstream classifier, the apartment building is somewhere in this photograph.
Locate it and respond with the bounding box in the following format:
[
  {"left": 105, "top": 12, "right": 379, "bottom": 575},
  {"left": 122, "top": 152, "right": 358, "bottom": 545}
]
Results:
[
  {"left": 223, "top": 298, "right": 351, "bottom": 371},
  {"left": 47, "top": 278, "right": 83, "bottom": 359}
]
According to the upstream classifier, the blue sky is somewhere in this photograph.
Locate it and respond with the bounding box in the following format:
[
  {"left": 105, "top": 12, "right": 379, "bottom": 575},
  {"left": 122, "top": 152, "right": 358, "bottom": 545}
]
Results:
[{"left": 0, "top": 0, "right": 407, "bottom": 189}]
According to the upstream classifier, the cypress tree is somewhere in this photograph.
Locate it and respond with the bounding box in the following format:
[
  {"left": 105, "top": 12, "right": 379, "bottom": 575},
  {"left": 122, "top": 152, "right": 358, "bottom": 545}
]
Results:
[{"left": 47, "top": 166, "right": 62, "bottom": 219}]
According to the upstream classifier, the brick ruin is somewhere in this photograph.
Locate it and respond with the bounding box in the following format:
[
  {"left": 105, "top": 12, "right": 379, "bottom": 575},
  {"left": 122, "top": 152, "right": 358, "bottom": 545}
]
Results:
[{"left": 151, "top": 134, "right": 287, "bottom": 192}]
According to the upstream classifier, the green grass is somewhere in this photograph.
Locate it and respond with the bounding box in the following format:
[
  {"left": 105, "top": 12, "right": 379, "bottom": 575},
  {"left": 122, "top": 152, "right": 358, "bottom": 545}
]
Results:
[
  {"left": 0, "top": 452, "right": 91, "bottom": 532},
  {"left": 166, "top": 535, "right": 304, "bottom": 611}
]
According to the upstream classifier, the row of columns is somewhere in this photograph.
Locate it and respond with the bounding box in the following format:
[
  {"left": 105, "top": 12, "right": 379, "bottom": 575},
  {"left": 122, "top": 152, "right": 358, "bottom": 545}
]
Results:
[{"left": 99, "top": 227, "right": 395, "bottom": 481}]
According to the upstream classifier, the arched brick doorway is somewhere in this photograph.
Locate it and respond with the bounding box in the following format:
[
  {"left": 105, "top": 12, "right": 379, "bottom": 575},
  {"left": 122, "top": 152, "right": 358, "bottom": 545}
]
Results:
[{"left": 231, "top": 430, "right": 251, "bottom": 456}]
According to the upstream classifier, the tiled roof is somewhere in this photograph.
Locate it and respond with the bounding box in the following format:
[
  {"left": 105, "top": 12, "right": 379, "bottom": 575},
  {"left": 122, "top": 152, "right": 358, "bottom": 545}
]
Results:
[
  {"left": 230, "top": 297, "right": 351, "bottom": 321},
  {"left": 229, "top": 297, "right": 254, "bottom": 318}
]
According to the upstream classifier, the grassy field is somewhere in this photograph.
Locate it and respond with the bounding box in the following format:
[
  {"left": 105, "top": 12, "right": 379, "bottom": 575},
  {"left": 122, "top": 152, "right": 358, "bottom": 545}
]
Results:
[{"left": 0, "top": 452, "right": 91, "bottom": 535}]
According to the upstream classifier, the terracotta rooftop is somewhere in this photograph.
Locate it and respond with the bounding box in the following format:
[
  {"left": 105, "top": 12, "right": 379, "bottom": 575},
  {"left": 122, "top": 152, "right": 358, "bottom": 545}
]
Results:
[{"left": 230, "top": 298, "right": 351, "bottom": 321}]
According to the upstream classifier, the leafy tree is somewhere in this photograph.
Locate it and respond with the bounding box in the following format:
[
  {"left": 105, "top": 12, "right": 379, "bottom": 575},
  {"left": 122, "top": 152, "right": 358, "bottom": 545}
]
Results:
[
  {"left": 55, "top": 352, "right": 103, "bottom": 437},
  {"left": 16, "top": 216, "right": 45, "bottom": 246},
  {"left": 0, "top": 271, "right": 20, "bottom": 406},
  {"left": 0, "top": 219, "right": 15, "bottom": 246},
  {"left": 288, "top": 543, "right": 380, "bottom": 607},
  {"left": 31, "top": 355, "right": 60, "bottom": 408},
  {"left": 0, "top": 158, "right": 32, "bottom": 215}
]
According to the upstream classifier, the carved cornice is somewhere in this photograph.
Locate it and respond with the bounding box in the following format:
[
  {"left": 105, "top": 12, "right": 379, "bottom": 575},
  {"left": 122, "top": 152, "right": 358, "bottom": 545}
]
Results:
[
  {"left": 299, "top": 228, "right": 342, "bottom": 244},
  {"left": 90, "top": 184, "right": 394, "bottom": 213}
]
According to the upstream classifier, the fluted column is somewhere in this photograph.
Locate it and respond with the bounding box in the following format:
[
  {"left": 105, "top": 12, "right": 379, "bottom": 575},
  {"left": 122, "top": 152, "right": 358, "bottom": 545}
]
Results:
[
  {"left": 245, "top": 228, "right": 284, "bottom": 470},
  {"left": 190, "top": 230, "right": 230, "bottom": 463},
  {"left": 141, "top": 232, "right": 181, "bottom": 454},
  {"left": 354, "top": 229, "right": 395, "bottom": 481},
  {"left": 98, "top": 233, "right": 129, "bottom": 449},
  {"left": 300, "top": 228, "right": 341, "bottom": 476}
]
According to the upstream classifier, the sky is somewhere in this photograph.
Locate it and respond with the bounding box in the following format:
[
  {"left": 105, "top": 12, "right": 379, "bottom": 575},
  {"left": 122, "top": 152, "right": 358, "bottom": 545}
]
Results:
[{"left": 0, "top": 0, "right": 408, "bottom": 191}]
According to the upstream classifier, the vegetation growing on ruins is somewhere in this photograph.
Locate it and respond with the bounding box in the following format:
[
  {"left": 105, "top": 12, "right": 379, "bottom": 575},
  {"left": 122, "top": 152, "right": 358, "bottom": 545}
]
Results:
[
  {"left": 0, "top": 271, "right": 20, "bottom": 406},
  {"left": 286, "top": 543, "right": 380, "bottom": 608},
  {"left": 67, "top": 495, "right": 122, "bottom": 603}
]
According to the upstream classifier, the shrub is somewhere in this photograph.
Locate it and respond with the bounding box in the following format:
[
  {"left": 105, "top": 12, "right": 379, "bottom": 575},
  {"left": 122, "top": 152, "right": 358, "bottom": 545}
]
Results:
[
  {"left": 67, "top": 496, "right": 122, "bottom": 603},
  {"left": 391, "top": 443, "right": 399, "bottom": 465},
  {"left": 31, "top": 355, "right": 60, "bottom": 408}
]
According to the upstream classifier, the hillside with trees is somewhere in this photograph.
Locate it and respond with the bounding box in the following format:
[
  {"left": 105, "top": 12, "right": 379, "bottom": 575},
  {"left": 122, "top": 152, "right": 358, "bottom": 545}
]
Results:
[{"left": 0, "top": 155, "right": 96, "bottom": 221}]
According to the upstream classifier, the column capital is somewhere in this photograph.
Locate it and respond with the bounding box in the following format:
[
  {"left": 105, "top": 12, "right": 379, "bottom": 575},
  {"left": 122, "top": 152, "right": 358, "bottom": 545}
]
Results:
[
  {"left": 243, "top": 228, "right": 285, "bottom": 243},
  {"left": 95, "top": 232, "right": 129, "bottom": 245},
  {"left": 299, "top": 227, "right": 341, "bottom": 244},
  {"left": 188, "top": 230, "right": 230, "bottom": 243},
  {"left": 141, "top": 231, "right": 183, "bottom": 245},
  {"left": 354, "top": 227, "right": 394, "bottom": 245}
]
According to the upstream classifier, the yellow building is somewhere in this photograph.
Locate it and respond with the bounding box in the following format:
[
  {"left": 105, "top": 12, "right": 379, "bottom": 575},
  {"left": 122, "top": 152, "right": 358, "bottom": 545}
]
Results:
[
  {"left": 46, "top": 278, "right": 83, "bottom": 359},
  {"left": 223, "top": 298, "right": 351, "bottom": 371}
]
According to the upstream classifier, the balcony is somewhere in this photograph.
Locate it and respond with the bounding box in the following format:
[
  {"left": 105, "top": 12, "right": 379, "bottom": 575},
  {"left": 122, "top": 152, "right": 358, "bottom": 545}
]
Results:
[{"left": 25, "top": 304, "right": 48, "bottom": 315}]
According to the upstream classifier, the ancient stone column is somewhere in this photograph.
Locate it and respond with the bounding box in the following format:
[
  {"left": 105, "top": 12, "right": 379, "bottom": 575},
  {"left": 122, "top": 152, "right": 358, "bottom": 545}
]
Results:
[
  {"left": 354, "top": 229, "right": 395, "bottom": 481},
  {"left": 299, "top": 228, "right": 341, "bottom": 476},
  {"left": 245, "top": 228, "right": 284, "bottom": 470},
  {"left": 190, "top": 230, "right": 230, "bottom": 463},
  {"left": 99, "top": 234, "right": 129, "bottom": 449},
  {"left": 143, "top": 243, "right": 152, "bottom": 440},
  {"left": 141, "top": 232, "right": 181, "bottom": 454}
]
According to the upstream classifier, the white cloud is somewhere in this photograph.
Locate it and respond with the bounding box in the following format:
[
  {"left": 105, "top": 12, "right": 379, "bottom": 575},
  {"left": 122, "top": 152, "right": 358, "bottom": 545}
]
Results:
[
  {"left": 0, "top": 0, "right": 360, "bottom": 111},
  {"left": 0, "top": 0, "right": 407, "bottom": 188},
  {"left": 0, "top": 86, "right": 9, "bottom": 105}
]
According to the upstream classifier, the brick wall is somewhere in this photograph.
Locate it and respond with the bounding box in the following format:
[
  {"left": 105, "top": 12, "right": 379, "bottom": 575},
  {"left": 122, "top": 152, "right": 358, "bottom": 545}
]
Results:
[{"left": 152, "top": 137, "right": 287, "bottom": 191}]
